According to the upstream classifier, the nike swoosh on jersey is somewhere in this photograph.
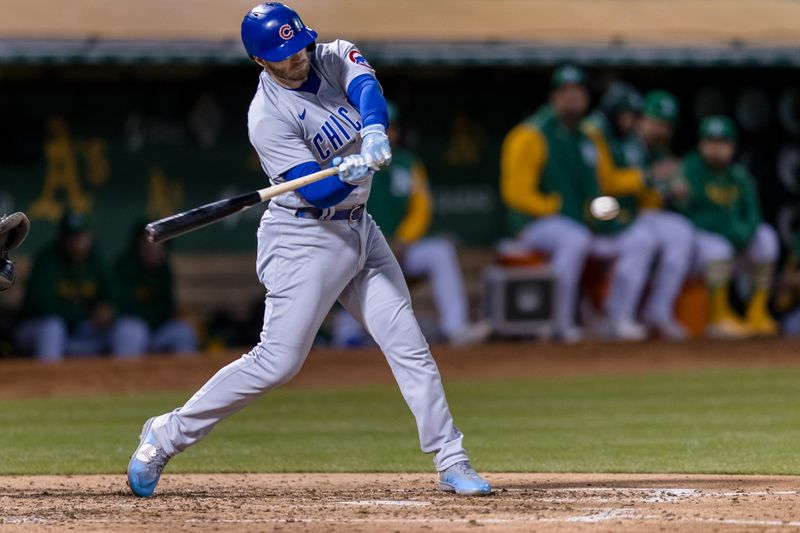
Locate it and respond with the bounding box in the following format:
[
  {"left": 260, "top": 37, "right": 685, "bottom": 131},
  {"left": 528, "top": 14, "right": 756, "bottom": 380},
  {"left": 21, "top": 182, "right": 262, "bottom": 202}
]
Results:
[{"left": 299, "top": 109, "right": 306, "bottom": 120}]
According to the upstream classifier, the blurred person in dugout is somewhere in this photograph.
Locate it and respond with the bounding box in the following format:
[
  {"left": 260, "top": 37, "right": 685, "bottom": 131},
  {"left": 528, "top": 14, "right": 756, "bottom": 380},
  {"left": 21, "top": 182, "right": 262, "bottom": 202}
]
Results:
[
  {"left": 112, "top": 222, "right": 198, "bottom": 357},
  {"left": 776, "top": 226, "right": 800, "bottom": 335},
  {"left": 583, "top": 87, "right": 695, "bottom": 340},
  {"left": 333, "top": 102, "right": 491, "bottom": 347},
  {"left": 16, "top": 211, "right": 118, "bottom": 362},
  {"left": 500, "top": 65, "right": 654, "bottom": 342},
  {"left": 672, "top": 116, "right": 778, "bottom": 338}
]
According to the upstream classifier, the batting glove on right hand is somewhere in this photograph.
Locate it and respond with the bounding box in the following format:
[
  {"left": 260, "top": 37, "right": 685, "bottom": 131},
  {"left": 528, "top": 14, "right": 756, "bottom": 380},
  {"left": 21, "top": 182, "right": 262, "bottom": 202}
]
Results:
[
  {"left": 334, "top": 154, "right": 374, "bottom": 186},
  {"left": 360, "top": 124, "right": 392, "bottom": 169}
]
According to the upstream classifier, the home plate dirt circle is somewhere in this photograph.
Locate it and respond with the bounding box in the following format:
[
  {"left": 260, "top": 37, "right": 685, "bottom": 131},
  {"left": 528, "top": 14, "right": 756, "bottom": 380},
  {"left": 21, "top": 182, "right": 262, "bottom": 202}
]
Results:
[{"left": 2, "top": 473, "right": 799, "bottom": 532}]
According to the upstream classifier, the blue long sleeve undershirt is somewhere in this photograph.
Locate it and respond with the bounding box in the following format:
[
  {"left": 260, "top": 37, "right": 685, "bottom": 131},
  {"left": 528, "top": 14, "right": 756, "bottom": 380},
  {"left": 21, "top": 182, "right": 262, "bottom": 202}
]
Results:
[
  {"left": 346, "top": 74, "right": 389, "bottom": 129},
  {"left": 284, "top": 161, "right": 355, "bottom": 209}
]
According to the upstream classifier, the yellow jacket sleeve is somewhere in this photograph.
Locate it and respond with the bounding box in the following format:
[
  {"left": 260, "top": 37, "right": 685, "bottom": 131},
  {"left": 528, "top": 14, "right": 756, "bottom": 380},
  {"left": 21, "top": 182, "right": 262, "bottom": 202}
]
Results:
[
  {"left": 583, "top": 125, "right": 645, "bottom": 197},
  {"left": 500, "top": 124, "right": 561, "bottom": 217},
  {"left": 396, "top": 161, "right": 433, "bottom": 244},
  {"left": 638, "top": 188, "right": 663, "bottom": 209}
]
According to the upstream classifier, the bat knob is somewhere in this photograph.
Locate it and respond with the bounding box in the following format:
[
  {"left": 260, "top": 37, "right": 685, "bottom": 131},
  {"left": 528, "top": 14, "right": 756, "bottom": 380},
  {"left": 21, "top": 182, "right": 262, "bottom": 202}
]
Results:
[{"left": 145, "top": 223, "right": 159, "bottom": 243}]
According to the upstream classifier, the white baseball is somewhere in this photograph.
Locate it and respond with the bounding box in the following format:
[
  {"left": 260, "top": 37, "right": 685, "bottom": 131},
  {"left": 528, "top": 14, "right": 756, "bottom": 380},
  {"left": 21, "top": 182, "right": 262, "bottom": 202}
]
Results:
[{"left": 590, "top": 196, "right": 620, "bottom": 221}]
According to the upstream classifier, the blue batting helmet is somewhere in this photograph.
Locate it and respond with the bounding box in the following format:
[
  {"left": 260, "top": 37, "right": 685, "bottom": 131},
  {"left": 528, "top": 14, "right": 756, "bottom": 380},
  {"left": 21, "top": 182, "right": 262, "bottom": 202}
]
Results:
[{"left": 241, "top": 3, "right": 318, "bottom": 62}]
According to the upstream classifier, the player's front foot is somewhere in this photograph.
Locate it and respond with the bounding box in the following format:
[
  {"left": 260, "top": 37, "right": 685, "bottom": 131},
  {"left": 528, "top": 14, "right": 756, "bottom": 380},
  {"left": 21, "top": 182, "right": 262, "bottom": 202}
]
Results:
[
  {"left": 438, "top": 461, "right": 491, "bottom": 496},
  {"left": 127, "top": 417, "right": 171, "bottom": 497}
]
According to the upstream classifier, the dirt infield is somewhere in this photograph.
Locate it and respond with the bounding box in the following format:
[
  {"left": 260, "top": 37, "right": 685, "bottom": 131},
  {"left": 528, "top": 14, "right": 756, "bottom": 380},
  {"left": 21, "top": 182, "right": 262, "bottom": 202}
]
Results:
[
  {"left": 2, "top": 473, "right": 799, "bottom": 532},
  {"left": 3, "top": 337, "right": 800, "bottom": 398}
]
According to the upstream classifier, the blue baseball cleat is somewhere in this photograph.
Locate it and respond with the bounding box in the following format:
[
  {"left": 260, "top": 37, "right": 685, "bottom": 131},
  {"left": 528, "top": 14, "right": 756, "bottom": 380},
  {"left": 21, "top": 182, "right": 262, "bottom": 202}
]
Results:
[
  {"left": 127, "top": 417, "right": 171, "bottom": 497},
  {"left": 438, "top": 461, "right": 492, "bottom": 496}
]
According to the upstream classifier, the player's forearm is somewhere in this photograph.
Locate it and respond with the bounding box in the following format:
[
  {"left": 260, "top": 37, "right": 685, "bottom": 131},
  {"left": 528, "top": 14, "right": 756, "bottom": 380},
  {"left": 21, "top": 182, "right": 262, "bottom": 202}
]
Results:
[{"left": 285, "top": 161, "right": 356, "bottom": 208}]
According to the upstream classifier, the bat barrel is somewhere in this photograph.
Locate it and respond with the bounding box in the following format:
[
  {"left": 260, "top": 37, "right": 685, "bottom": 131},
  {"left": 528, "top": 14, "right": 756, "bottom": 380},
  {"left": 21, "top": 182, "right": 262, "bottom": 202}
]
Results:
[
  {"left": 146, "top": 191, "right": 263, "bottom": 243},
  {"left": 144, "top": 166, "right": 340, "bottom": 243}
]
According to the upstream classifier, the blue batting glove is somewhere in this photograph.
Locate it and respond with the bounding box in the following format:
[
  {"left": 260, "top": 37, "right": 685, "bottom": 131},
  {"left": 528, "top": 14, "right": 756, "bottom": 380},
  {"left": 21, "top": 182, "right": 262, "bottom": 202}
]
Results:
[
  {"left": 360, "top": 124, "right": 392, "bottom": 169},
  {"left": 334, "top": 154, "right": 374, "bottom": 186}
]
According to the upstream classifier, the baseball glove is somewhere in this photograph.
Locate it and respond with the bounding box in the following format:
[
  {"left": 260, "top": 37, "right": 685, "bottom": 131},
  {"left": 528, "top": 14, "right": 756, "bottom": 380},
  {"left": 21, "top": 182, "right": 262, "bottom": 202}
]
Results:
[{"left": 0, "top": 212, "right": 31, "bottom": 291}]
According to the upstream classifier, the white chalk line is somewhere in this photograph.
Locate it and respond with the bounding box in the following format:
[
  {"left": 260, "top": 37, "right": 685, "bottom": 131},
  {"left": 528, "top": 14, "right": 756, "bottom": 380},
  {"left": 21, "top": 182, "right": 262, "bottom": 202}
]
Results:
[{"left": 339, "top": 499, "right": 431, "bottom": 507}]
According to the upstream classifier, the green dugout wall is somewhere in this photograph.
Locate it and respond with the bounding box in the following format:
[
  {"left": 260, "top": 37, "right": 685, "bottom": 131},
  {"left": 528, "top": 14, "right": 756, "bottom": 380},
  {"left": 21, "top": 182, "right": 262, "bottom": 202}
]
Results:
[{"left": 1, "top": 63, "right": 799, "bottom": 255}]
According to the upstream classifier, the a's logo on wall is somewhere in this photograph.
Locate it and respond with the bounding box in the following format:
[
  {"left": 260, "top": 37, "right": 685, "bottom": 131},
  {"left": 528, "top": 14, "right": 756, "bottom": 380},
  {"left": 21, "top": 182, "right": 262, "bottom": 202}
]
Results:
[
  {"left": 279, "top": 24, "right": 294, "bottom": 40},
  {"left": 348, "top": 49, "right": 373, "bottom": 69}
]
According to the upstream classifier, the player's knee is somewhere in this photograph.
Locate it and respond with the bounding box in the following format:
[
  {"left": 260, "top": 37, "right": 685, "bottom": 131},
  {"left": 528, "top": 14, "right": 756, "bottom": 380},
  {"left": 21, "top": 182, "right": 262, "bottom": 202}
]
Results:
[
  {"left": 39, "top": 317, "right": 68, "bottom": 342},
  {"left": 752, "top": 224, "right": 779, "bottom": 262},
  {"left": 699, "top": 234, "right": 734, "bottom": 264},
  {"left": 112, "top": 317, "right": 150, "bottom": 357},
  {"left": 249, "top": 344, "right": 306, "bottom": 388},
  {"left": 555, "top": 226, "right": 592, "bottom": 261},
  {"left": 171, "top": 322, "right": 199, "bottom": 353},
  {"left": 28, "top": 317, "right": 67, "bottom": 362},
  {"left": 427, "top": 238, "right": 458, "bottom": 267}
]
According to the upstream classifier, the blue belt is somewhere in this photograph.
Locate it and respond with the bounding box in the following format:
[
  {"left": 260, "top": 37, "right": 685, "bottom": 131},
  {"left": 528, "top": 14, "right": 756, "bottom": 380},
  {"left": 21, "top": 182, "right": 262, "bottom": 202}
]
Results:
[{"left": 295, "top": 204, "right": 364, "bottom": 222}]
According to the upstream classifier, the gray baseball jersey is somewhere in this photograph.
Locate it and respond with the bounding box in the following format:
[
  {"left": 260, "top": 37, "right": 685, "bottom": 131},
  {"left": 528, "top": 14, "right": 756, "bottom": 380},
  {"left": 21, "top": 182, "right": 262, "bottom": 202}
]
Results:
[
  {"left": 146, "top": 39, "right": 472, "bottom": 473},
  {"left": 248, "top": 40, "right": 375, "bottom": 209}
]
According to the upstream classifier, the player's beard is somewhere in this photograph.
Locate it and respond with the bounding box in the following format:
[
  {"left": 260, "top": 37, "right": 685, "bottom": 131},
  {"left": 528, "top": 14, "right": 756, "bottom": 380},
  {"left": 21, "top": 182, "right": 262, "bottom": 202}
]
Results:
[{"left": 265, "top": 51, "right": 310, "bottom": 87}]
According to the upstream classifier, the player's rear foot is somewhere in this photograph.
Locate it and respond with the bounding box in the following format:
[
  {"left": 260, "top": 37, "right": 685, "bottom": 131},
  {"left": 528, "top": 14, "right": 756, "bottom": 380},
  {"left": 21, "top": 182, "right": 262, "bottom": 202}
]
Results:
[
  {"left": 127, "top": 417, "right": 171, "bottom": 497},
  {"left": 438, "top": 461, "right": 492, "bottom": 496},
  {"left": 604, "top": 319, "right": 649, "bottom": 341},
  {"left": 448, "top": 321, "right": 492, "bottom": 347},
  {"left": 647, "top": 318, "right": 689, "bottom": 341},
  {"left": 706, "top": 315, "right": 753, "bottom": 339},
  {"left": 555, "top": 326, "right": 584, "bottom": 344}
]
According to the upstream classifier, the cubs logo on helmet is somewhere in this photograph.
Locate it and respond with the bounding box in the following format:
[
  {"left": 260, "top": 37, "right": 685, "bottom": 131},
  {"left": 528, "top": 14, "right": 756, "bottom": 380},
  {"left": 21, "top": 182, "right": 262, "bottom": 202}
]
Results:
[
  {"left": 241, "top": 3, "right": 318, "bottom": 62},
  {"left": 279, "top": 23, "right": 294, "bottom": 40},
  {"left": 348, "top": 49, "right": 373, "bottom": 70}
]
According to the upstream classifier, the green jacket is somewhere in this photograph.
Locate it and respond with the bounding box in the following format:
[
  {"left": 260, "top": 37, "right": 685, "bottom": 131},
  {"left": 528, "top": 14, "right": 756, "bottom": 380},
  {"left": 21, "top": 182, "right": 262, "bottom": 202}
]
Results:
[
  {"left": 585, "top": 111, "right": 646, "bottom": 170},
  {"left": 583, "top": 110, "right": 647, "bottom": 234},
  {"left": 21, "top": 244, "right": 117, "bottom": 331},
  {"left": 115, "top": 244, "right": 176, "bottom": 329},
  {"left": 368, "top": 148, "right": 431, "bottom": 242},
  {"left": 673, "top": 151, "right": 762, "bottom": 250},
  {"left": 503, "top": 105, "right": 601, "bottom": 233}
]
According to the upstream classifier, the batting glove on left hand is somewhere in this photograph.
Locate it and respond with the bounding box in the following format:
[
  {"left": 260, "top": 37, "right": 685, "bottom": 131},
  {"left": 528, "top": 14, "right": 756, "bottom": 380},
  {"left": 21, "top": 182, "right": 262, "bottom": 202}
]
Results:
[
  {"left": 360, "top": 124, "right": 392, "bottom": 169},
  {"left": 334, "top": 154, "right": 374, "bottom": 186}
]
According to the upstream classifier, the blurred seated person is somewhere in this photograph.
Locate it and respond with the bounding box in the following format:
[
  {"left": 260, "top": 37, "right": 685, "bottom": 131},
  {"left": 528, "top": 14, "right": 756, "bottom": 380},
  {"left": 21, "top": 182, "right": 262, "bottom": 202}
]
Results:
[
  {"left": 776, "top": 235, "right": 800, "bottom": 335},
  {"left": 501, "top": 65, "right": 654, "bottom": 342},
  {"left": 112, "top": 222, "right": 197, "bottom": 357},
  {"left": 672, "top": 116, "right": 779, "bottom": 338},
  {"left": 333, "top": 103, "right": 490, "bottom": 347},
  {"left": 16, "top": 211, "right": 117, "bottom": 362},
  {"left": 583, "top": 87, "right": 694, "bottom": 339}
]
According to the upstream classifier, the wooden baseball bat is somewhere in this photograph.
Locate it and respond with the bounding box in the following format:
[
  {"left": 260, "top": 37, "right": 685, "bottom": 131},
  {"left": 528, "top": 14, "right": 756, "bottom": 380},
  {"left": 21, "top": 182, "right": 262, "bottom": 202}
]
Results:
[{"left": 145, "top": 166, "right": 340, "bottom": 243}]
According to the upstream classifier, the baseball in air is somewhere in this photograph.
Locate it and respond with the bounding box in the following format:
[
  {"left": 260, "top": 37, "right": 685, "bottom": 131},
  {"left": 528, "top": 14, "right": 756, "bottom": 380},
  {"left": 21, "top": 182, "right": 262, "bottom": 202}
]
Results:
[{"left": 590, "top": 196, "right": 620, "bottom": 221}]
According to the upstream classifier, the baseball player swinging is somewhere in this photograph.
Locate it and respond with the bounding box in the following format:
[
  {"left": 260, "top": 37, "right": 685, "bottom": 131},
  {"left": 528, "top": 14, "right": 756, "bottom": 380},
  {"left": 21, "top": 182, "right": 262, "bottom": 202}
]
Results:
[
  {"left": 0, "top": 212, "right": 30, "bottom": 292},
  {"left": 127, "top": 2, "right": 491, "bottom": 497}
]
